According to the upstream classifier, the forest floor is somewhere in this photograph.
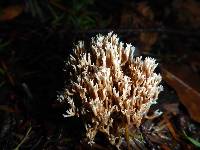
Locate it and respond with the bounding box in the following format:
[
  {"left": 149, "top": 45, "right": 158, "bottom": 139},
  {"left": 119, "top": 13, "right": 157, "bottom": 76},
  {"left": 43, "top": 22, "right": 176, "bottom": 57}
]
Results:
[{"left": 0, "top": 0, "right": 200, "bottom": 149}]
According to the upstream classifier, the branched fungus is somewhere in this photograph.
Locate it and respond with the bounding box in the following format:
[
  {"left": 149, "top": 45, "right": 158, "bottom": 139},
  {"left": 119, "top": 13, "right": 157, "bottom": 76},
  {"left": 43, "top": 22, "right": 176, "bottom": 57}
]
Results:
[{"left": 58, "top": 32, "right": 163, "bottom": 148}]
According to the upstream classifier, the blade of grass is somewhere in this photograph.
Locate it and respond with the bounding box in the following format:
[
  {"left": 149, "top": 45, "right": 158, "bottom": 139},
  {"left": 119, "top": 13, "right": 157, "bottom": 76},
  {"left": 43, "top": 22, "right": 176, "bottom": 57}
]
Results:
[
  {"left": 14, "top": 126, "right": 32, "bottom": 150},
  {"left": 183, "top": 131, "right": 200, "bottom": 148}
]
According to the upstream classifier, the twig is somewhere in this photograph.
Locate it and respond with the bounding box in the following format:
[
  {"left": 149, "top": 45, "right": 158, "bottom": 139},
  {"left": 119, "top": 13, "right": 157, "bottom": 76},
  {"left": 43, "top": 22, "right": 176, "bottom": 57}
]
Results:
[{"left": 163, "top": 115, "right": 180, "bottom": 141}]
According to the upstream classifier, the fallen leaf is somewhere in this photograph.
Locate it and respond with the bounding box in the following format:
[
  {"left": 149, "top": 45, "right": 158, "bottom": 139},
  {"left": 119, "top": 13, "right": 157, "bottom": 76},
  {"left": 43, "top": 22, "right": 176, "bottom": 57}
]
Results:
[
  {"left": 161, "top": 64, "right": 200, "bottom": 123},
  {"left": 139, "top": 32, "right": 158, "bottom": 52},
  {"left": 0, "top": 5, "right": 24, "bottom": 21}
]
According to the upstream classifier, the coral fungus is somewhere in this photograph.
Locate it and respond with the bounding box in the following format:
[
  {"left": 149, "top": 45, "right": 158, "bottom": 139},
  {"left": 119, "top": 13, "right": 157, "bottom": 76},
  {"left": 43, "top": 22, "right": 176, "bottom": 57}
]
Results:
[{"left": 58, "top": 32, "right": 163, "bottom": 148}]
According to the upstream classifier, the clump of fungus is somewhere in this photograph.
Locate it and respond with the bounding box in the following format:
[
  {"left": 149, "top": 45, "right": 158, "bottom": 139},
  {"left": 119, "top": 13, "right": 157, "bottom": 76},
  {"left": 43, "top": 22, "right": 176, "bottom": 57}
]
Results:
[{"left": 58, "top": 32, "right": 163, "bottom": 148}]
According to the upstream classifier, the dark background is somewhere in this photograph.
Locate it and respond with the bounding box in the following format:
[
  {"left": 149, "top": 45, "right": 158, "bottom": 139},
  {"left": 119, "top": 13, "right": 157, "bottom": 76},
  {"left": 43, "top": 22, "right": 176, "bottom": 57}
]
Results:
[{"left": 0, "top": 0, "right": 200, "bottom": 149}]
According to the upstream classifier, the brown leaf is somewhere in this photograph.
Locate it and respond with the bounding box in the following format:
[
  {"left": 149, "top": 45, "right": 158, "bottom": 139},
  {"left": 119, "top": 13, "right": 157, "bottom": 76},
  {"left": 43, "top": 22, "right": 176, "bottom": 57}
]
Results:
[
  {"left": 139, "top": 32, "right": 158, "bottom": 52},
  {"left": 0, "top": 5, "right": 24, "bottom": 21},
  {"left": 161, "top": 64, "right": 200, "bottom": 123}
]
